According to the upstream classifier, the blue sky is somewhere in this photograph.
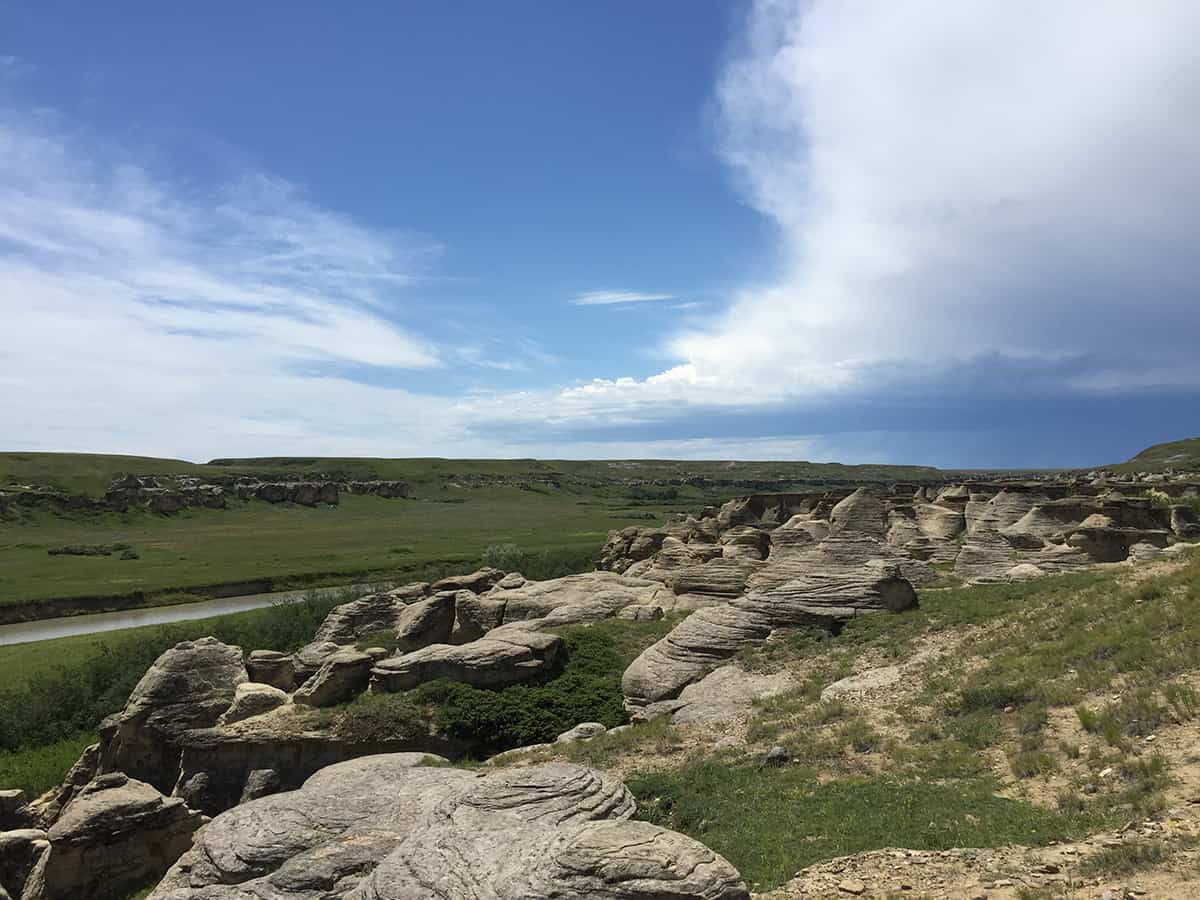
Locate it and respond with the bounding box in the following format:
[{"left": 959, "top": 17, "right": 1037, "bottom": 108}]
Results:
[{"left": 1, "top": 1, "right": 1197, "bottom": 467}]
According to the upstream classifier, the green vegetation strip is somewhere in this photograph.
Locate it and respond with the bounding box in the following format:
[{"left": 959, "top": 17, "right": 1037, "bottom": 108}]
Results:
[{"left": 629, "top": 762, "right": 1098, "bottom": 890}]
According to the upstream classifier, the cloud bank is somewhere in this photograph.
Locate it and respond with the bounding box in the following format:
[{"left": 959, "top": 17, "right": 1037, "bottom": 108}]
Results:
[{"left": 485, "top": 0, "right": 1200, "bottom": 439}]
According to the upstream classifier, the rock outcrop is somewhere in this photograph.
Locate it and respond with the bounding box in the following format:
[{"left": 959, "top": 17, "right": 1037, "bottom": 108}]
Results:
[
  {"left": 623, "top": 566, "right": 916, "bottom": 707},
  {"left": 148, "top": 756, "right": 749, "bottom": 900},
  {"left": 97, "top": 637, "right": 246, "bottom": 795},
  {"left": 41, "top": 773, "right": 204, "bottom": 900},
  {"left": 372, "top": 626, "right": 564, "bottom": 692}
]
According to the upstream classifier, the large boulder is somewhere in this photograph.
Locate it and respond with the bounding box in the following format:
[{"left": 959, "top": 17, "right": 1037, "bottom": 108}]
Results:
[
  {"left": 394, "top": 592, "right": 457, "bottom": 652},
  {"left": 828, "top": 488, "right": 887, "bottom": 537},
  {"left": 293, "top": 649, "right": 373, "bottom": 708},
  {"left": 431, "top": 567, "right": 506, "bottom": 594},
  {"left": 148, "top": 757, "right": 748, "bottom": 900},
  {"left": 218, "top": 682, "right": 289, "bottom": 725},
  {"left": 98, "top": 637, "right": 246, "bottom": 794},
  {"left": 0, "top": 828, "right": 50, "bottom": 900},
  {"left": 313, "top": 582, "right": 429, "bottom": 644},
  {"left": 372, "top": 627, "right": 564, "bottom": 692},
  {"left": 42, "top": 773, "right": 204, "bottom": 900},
  {"left": 246, "top": 650, "right": 296, "bottom": 691},
  {"left": 172, "top": 709, "right": 453, "bottom": 816},
  {"left": 623, "top": 566, "right": 916, "bottom": 707}
]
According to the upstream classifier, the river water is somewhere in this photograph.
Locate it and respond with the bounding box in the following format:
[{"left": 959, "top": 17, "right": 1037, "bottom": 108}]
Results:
[{"left": 0, "top": 583, "right": 378, "bottom": 647}]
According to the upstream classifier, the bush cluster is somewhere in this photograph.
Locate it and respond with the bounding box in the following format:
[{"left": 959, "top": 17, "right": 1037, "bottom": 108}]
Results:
[
  {"left": 478, "top": 544, "right": 597, "bottom": 580},
  {"left": 412, "top": 628, "right": 629, "bottom": 755}
]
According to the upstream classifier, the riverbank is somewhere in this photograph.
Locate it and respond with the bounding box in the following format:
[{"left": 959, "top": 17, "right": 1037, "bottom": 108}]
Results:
[{"left": 0, "top": 581, "right": 391, "bottom": 647}]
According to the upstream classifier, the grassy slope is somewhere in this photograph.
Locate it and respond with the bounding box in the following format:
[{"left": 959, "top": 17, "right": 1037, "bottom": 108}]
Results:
[
  {"left": 1113, "top": 436, "right": 1200, "bottom": 472},
  {"left": 531, "top": 551, "right": 1200, "bottom": 889}
]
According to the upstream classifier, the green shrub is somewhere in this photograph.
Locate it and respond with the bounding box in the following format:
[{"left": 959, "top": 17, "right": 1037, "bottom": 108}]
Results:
[
  {"left": 1079, "top": 839, "right": 1168, "bottom": 877},
  {"left": 956, "top": 681, "right": 1036, "bottom": 713},
  {"left": 414, "top": 628, "right": 629, "bottom": 755},
  {"left": 479, "top": 544, "right": 596, "bottom": 580},
  {"left": 326, "top": 692, "right": 426, "bottom": 743}
]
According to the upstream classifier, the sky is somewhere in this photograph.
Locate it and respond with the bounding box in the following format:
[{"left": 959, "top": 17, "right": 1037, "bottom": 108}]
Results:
[{"left": 1, "top": 0, "right": 1197, "bottom": 468}]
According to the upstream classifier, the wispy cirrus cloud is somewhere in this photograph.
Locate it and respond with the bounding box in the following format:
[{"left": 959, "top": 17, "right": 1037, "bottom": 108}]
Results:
[{"left": 569, "top": 289, "right": 675, "bottom": 306}]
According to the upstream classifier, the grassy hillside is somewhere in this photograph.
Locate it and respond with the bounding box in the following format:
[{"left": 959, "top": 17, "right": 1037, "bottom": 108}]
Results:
[
  {"left": 1, "top": 451, "right": 945, "bottom": 498},
  {"left": 1115, "top": 437, "right": 1200, "bottom": 472}
]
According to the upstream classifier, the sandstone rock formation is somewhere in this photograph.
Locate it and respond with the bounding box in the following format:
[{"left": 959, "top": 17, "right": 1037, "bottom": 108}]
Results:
[
  {"left": 623, "top": 566, "right": 916, "bottom": 707},
  {"left": 41, "top": 773, "right": 203, "bottom": 900},
  {"left": 372, "top": 626, "right": 564, "bottom": 692},
  {"left": 97, "top": 637, "right": 247, "bottom": 795},
  {"left": 148, "top": 756, "right": 749, "bottom": 900}
]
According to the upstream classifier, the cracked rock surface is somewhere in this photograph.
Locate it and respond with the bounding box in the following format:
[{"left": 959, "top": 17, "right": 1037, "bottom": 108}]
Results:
[{"left": 148, "top": 755, "right": 749, "bottom": 900}]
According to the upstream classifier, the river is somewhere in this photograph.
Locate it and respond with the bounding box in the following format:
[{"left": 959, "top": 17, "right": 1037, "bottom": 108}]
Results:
[{"left": 0, "top": 582, "right": 380, "bottom": 647}]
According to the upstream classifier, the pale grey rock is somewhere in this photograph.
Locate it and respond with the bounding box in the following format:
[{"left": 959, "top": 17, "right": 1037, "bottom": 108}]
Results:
[
  {"left": 149, "top": 757, "right": 748, "bottom": 900},
  {"left": 98, "top": 637, "right": 246, "bottom": 795},
  {"left": 667, "top": 665, "right": 796, "bottom": 725},
  {"left": 293, "top": 649, "right": 373, "bottom": 707},
  {"left": 394, "top": 591, "right": 456, "bottom": 652},
  {"left": 372, "top": 627, "right": 564, "bottom": 692},
  {"left": 246, "top": 649, "right": 295, "bottom": 691},
  {"left": 623, "top": 567, "right": 916, "bottom": 706},
  {"left": 821, "top": 665, "right": 905, "bottom": 701},
  {"left": 43, "top": 773, "right": 204, "bottom": 900},
  {"left": 0, "top": 793, "right": 30, "bottom": 832},
  {"left": 452, "top": 590, "right": 508, "bottom": 642},
  {"left": 1005, "top": 563, "right": 1046, "bottom": 581},
  {"left": 492, "top": 571, "right": 526, "bottom": 590},
  {"left": 312, "top": 582, "right": 429, "bottom": 644},
  {"left": 26, "top": 743, "right": 98, "bottom": 829},
  {"left": 173, "top": 711, "right": 452, "bottom": 816},
  {"left": 291, "top": 640, "right": 343, "bottom": 684},
  {"left": 0, "top": 828, "right": 49, "bottom": 900},
  {"left": 218, "top": 682, "right": 289, "bottom": 725},
  {"left": 616, "top": 604, "right": 664, "bottom": 621},
  {"left": 493, "top": 571, "right": 674, "bottom": 622},
  {"left": 828, "top": 488, "right": 887, "bottom": 537},
  {"left": 431, "top": 567, "right": 505, "bottom": 594},
  {"left": 915, "top": 502, "right": 966, "bottom": 540},
  {"left": 556, "top": 722, "right": 608, "bottom": 743},
  {"left": 1129, "top": 541, "right": 1166, "bottom": 562}
]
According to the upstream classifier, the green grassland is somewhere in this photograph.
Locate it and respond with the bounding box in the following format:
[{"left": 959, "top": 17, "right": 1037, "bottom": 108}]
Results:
[
  {"left": 1113, "top": 436, "right": 1200, "bottom": 472},
  {"left": 0, "top": 491, "right": 654, "bottom": 605},
  {"left": 0, "top": 452, "right": 945, "bottom": 610}
]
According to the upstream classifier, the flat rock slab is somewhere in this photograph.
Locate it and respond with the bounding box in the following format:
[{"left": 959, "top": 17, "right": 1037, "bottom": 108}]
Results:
[{"left": 371, "top": 627, "right": 564, "bottom": 692}]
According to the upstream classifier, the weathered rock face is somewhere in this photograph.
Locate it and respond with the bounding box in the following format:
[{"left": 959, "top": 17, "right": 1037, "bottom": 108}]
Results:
[
  {"left": 171, "top": 710, "right": 456, "bottom": 816},
  {"left": 0, "top": 828, "right": 50, "bottom": 900},
  {"left": 829, "top": 488, "right": 888, "bottom": 537},
  {"left": 372, "top": 626, "right": 564, "bottom": 693},
  {"left": 148, "top": 757, "right": 749, "bottom": 900},
  {"left": 98, "top": 637, "right": 246, "bottom": 795},
  {"left": 245, "top": 649, "right": 295, "bottom": 690},
  {"left": 42, "top": 773, "right": 204, "bottom": 900},
  {"left": 431, "top": 566, "right": 506, "bottom": 594},
  {"left": 218, "top": 682, "right": 289, "bottom": 725},
  {"left": 623, "top": 566, "right": 916, "bottom": 707},
  {"left": 312, "top": 582, "right": 429, "bottom": 644},
  {"left": 293, "top": 649, "right": 373, "bottom": 708},
  {"left": 0, "top": 792, "right": 31, "bottom": 832},
  {"left": 394, "top": 592, "right": 456, "bottom": 652},
  {"left": 640, "top": 664, "right": 797, "bottom": 725}
]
